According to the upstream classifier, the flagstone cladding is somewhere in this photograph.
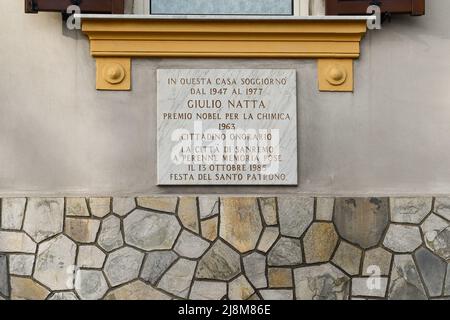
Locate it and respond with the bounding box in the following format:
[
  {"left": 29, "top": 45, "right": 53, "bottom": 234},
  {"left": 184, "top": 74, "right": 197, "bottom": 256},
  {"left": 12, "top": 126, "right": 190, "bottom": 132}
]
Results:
[{"left": 0, "top": 196, "right": 449, "bottom": 300}]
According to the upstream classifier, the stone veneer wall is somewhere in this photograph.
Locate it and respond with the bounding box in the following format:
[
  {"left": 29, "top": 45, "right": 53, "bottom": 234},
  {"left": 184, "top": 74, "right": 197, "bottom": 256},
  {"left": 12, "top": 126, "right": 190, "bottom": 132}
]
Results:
[{"left": 0, "top": 196, "right": 449, "bottom": 300}]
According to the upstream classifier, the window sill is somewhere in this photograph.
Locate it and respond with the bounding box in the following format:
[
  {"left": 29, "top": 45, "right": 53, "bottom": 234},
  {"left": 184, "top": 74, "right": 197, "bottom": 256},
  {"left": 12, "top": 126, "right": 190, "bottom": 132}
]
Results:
[{"left": 78, "top": 14, "right": 373, "bottom": 20}]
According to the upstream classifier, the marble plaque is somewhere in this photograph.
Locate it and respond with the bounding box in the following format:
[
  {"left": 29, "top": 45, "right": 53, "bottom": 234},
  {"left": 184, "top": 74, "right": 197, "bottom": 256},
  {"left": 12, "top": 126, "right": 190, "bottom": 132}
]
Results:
[
  {"left": 151, "top": 0, "right": 293, "bottom": 15},
  {"left": 157, "top": 69, "right": 297, "bottom": 185}
]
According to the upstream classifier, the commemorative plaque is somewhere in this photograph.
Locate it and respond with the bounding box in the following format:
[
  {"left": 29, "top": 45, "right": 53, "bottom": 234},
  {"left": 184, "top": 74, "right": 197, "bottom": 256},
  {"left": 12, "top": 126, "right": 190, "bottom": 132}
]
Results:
[{"left": 157, "top": 69, "right": 297, "bottom": 185}]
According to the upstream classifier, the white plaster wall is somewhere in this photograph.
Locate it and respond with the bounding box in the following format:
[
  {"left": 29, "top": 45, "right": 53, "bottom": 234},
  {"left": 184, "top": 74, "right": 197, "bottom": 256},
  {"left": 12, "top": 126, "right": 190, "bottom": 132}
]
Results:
[{"left": 0, "top": 0, "right": 449, "bottom": 196}]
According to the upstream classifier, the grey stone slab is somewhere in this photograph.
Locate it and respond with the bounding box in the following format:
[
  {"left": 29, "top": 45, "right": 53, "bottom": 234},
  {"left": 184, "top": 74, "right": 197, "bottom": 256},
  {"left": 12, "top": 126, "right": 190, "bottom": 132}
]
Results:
[
  {"left": 77, "top": 245, "right": 106, "bottom": 269},
  {"left": 383, "top": 224, "right": 422, "bottom": 253},
  {"left": 47, "top": 292, "right": 79, "bottom": 300},
  {"left": 113, "top": 197, "right": 136, "bottom": 216},
  {"left": 334, "top": 198, "right": 389, "bottom": 249},
  {"left": 104, "top": 247, "right": 145, "bottom": 287},
  {"left": 445, "top": 264, "right": 450, "bottom": 296},
  {"left": 140, "top": 251, "right": 178, "bottom": 285},
  {"left": 1, "top": 198, "right": 26, "bottom": 230},
  {"left": 316, "top": 197, "right": 334, "bottom": 221},
  {"left": 74, "top": 270, "right": 108, "bottom": 300},
  {"left": 294, "top": 264, "right": 350, "bottom": 300},
  {"left": 268, "top": 237, "right": 302, "bottom": 266},
  {"left": 97, "top": 215, "right": 124, "bottom": 252},
  {"left": 433, "top": 197, "right": 450, "bottom": 221},
  {"left": 388, "top": 255, "right": 427, "bottom": 300},
  {"left": 0, "top": 255, "right": 9, "bottom": 297},
  {"left": 243, "top": 252, "right": 267, "bottom": 289},
  {"left": 151, "top": 0, "right": 293, "bottom": 15},
  {"left": 332, "top": 241, "right": 363, "bottom": 276},
  {"left": 278, "top": 196, "right": 313, "bottom": 237},
  {"left": 196, "top": 240, "right": 241, "bottom": 281},
  {"left": 258, "top": 197, "right": 278, "bottom": 225},
  {"left": 259, "top": 289, "right": 293, "bottom": 300},
  {"left": 23, "top": 198, "right": 64, "bottom": 243},
  {"left": 33, "top": 235, "right": 77, "bottom": 291},
  {"left": 362, "top": 247, "right": 392, "bottom": 276},
  {"left": 390, "top": 197, "right": 432, "bottom": 224},
  {"left": 190, "top": 281, "right": 227, "bottom": 300},
  {"left": 414, "top": 247, "right": 447, "bottom": 297},
  {"left": 174, "top": 230, "right": 210, "bottom": 258},
  {"left": 157, "top": 69, "right": 297, "bottom": 185},
  {"left": 124, "top": 209, "right": 181, "bottom": 251},
  {"left": 198, "top": 196, "right": 219, "bottom": 219},
  {"left": 421, "top": 214, "right": 450, "bottom": 261},
  {"left": 158, "top": 258, "right": 197, "bottom": 299},
  {"left": 9, "top": 254, "right": 34, "bottom": 276},
  {"left": 352, "top": 277, "right": 388, "bottom": 298}
]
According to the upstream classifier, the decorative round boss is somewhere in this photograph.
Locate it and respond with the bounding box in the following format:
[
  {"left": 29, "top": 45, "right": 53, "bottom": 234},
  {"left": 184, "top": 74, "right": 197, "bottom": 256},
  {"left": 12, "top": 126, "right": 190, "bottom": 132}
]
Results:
[
  {"left": 326, "top": 65, "right": 347, "bottom": 86},
  {"left": 103, "top": 63, "right": 126, "bottom": 85}
]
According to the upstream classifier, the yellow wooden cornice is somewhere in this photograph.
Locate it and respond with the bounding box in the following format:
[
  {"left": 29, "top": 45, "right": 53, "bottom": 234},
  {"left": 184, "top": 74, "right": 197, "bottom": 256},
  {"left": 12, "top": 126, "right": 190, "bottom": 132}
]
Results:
[{"left": 78, "top": 15, "right": 372, "bottom": 91}]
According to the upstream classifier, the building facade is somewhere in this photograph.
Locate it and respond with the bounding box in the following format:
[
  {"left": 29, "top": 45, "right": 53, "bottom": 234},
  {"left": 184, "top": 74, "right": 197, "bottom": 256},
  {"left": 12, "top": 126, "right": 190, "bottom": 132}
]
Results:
[{"left": 0, "top": 0, "right": 449, "bottom": 301}]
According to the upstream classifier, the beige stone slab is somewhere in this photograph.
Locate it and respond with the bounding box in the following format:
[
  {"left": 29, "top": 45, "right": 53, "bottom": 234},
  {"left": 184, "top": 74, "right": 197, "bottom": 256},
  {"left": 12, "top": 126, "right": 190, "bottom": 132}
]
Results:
[
  {"left": 89, "top": 198, "right": 111, "bottom": 218},
  {"left": 10, "top": 277, "right": 50, "bottom": 300},
  {"left": 66, "top": 198, "right": 90, "bottom": 217},
  {"left": 0, "top": 231, "right": 36, "bottom": 253},
  {"left": 137, "top": 196, "right": 178, "bottom": 213}
]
